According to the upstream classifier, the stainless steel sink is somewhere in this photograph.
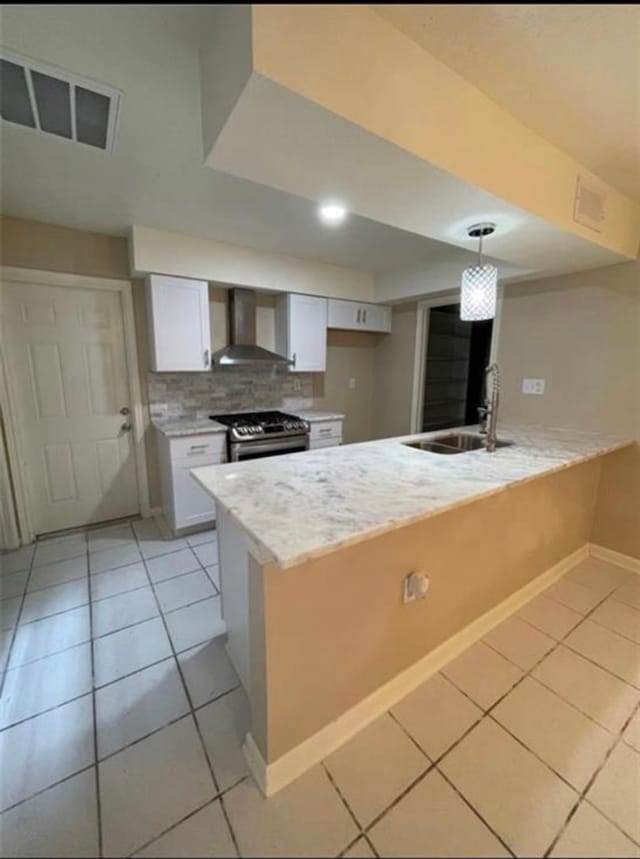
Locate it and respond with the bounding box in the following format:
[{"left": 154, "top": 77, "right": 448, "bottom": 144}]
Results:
[{"left": 404, "top": 432, "right": 514, "bottom": 455}]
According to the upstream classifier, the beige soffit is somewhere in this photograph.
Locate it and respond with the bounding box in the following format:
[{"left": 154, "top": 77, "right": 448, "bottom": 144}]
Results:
[{"left": 202, "top": 4, "right": 639, "bottom": 278}]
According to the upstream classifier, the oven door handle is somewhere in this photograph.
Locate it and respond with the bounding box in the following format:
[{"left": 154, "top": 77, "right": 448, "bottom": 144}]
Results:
[{"left": 230, "top": 435, "right": 309, "bottom": 461}]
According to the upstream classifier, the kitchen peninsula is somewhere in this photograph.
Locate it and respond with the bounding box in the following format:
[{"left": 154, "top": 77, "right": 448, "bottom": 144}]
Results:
[{"left": 192, "top": 425, "right": 637, "bottom": 795}]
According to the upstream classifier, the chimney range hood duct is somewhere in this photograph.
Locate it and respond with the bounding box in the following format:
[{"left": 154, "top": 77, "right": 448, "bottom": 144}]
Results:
[{"left": 211, "top": 288, "right": 293, "bottom": 367}]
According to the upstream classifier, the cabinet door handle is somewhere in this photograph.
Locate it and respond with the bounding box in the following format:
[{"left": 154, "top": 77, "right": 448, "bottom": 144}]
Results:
[
  {"left": 356, "top": 309, "right": 361, "bottom": 324},
  {"left": 292, "top": 352, "right": 297, "bottom": 368},
  {"left": 363, "top": 309, "right": 367, "bottom": 325},
  {"left": 204, "top": 349, "right": 209, "bottom": 368}
]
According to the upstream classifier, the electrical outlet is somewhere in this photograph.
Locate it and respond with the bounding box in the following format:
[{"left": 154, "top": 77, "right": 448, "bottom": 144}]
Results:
[
  {"left": 293, "top": 378, "right": 302, "bottom": 392},
  {"left": 403, "top": 572, "right": 430, "bottom": 603},
  {"left": 522, "top": 378, "right": 545, "bottom": 395},
  {"left": 348, "top": 377, "right": 356, "bottom": 389}
]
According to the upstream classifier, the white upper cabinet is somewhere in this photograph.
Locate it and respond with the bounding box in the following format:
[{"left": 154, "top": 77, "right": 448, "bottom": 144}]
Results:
[
  {"left": 327, "top": 299, "right": 392, "bottom": 333},
  {"left": 275, "top": 293, "right": 327, "bottom": 372},
  {"left": 146, "top": 275, "right": 211, "bottom": 372}
]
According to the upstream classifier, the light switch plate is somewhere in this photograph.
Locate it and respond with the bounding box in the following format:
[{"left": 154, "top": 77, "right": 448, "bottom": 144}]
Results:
[
  {"left": 348, "top": 378, "right": 356, "bottom": 389},
  {"left": 522, "top": 378, "right": 545, "bottom": 395}
]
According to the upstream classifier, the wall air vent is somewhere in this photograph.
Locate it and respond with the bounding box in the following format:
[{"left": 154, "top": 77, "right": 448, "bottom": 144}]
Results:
[
  {"left": 0, "top": 51, "right": 121, "bottom": 152},
  {"left": 573, "top": 176, "right": 606, "bottom": 233}
]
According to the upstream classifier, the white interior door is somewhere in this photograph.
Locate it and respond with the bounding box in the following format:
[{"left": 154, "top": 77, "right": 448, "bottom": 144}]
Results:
[{"left": 3, "top": 280, "right": 139, "bottom": 535}]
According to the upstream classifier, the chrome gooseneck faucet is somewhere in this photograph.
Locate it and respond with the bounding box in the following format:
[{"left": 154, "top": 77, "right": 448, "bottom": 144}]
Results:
[{"left": 478, "top": 363, "right": 500, "bottom": 452}]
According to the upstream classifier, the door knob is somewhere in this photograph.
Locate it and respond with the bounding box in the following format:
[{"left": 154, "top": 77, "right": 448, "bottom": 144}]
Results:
[
  {"left": 120, "top": 422, "right": 132, "bottom": 433},
  {"left": 120, "top": 406, "right": 130, "bottom": 415}
]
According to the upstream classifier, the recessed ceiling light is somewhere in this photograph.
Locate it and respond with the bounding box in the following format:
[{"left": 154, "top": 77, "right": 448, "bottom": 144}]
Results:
[{"left": 318, "top": 202, "right": 347, "bottom": 226}]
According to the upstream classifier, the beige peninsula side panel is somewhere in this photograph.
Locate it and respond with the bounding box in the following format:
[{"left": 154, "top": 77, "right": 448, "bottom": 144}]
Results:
[
  {"left": 591, "top": 443, "right": 640, "bottom": 560},
  {"left": 253, "top": 458, "right": 601, "bottom": 762}
]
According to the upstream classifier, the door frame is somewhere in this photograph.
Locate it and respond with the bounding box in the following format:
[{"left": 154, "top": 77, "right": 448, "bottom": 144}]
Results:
[
  {"left": 0, "top": 266, "right": 151, "bottom": 544},
  {"left": 410, "top": 286, "right": 504, "bottom": 434}
]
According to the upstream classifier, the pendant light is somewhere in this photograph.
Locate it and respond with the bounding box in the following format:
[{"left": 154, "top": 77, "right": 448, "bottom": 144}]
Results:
[{"left": 460, "top": 223, "right": 497, "bottom": 321}]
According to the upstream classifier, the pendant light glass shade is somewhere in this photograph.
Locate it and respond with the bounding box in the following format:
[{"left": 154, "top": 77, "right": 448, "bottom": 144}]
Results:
[
  {"left": 460, "top": 222, "right": 498, "bottom": 321},
  {"left": 460, "top": 263, "right": 497, "bottom": 321}
]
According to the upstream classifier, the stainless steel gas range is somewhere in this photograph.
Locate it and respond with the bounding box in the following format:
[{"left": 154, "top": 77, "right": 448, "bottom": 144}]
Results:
[{"left": 211, "top": 410, "right": 310, "bottom": 462}]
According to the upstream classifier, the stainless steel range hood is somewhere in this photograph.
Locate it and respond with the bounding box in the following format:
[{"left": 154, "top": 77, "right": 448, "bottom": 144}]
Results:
[{"left": 211, "top": 288, "right": 293, "bottom": 367}]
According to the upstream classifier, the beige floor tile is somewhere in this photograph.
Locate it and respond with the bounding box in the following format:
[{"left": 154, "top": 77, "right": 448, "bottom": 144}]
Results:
[
  {"left": 91, "top": 585, "right": 158, "bottom": 637},
  {"left": 0, "top": 695, "right": 94, "bottom": 811},
  {"left": 90, "top": 562, "right": 148, "bottom": 601},
  {"left": 3, "top": 571, "right": 29, "bottom": 598},
  {"left": 533, "top": 645, "right": 640, "bottom": 733},
  {"left": 324, "top": 713, "right": 428, "bottom": 826},
  {"left": 139, "top": 536, "right": 188, "bottom": 561},
  {"left": 133, "top": 799, "right": 235, "bottom": 858},
  {"left": 146, "top": 547, "right": 201, "bottom": 583},
  {"left": 440, "top": 717, "right": 577, "bottom": 856},
  {"left": 1, "top": 628, "right": 12, "bottom": 671},
  {"left": 343, "top": 838, "right": 376, "bottom": 858},
  {"left": 591, "top": 597, "right": 640, "bottom": 645},
  {"left": 93, "top": 616, "right": 172, "bottom": 687},
  {"left": 1, "top": 545, "right": 35, "bottom": 575},
  {"left": 155, "top": 569, "right": 217, "bottom": 614},
  {"left": 20, "top": 578, "right": 89, "bottom": 624},
  {"left": 96, "top": 657, "right": 190, "bottom": 758},
  {"left": 567, "top": 558, "right": 631, "bottom": 597},
  {"left": 518, "top": 594, "right": 583, "bottom": 640},
  {"left": 441, "top": 641, "right": 522, "bottom": 710},
  {"left": 564, "top": 620, "right": 640, "bottom": 688},
  {"left": 613, "top": 579, "right": 640, "bottom": 611},
  {"left": 131, "top": 517, "right": 163, "bottom": 541},
  {"left": 177, "top": 636, "right": 239, "bottom": 709},
  {"left": 1, "top": 643, "right": 92, "bottom": 728},
  {"left": 89, "top": 542, "right": 142, "bottom": 575},
  {"left": 391, "top": 673, "right": 482, "bottom": 760},
  {"left": 185, "top": 529, "right": 217, "bottom": 548},
  {"left": 87, "top": 523, "right": 135, "bottom": 554},
  {"left": 100, "top": 715, "right": 215, "bottom": 856},
  {"left": 27, "top": 556, "right": 87, "bottom": 592},
  {"left": 1, "top": 596, "right": 22, "bottom": 630},
  {"left": 493, "top": 677, "right": 614, "bottom": 790},
  {"left": 587, "top": 741, "right": 640, "bottom": 843},
  {"left": 197, "top": 687, "right": 250, "bottom": 790},
  {"left": 483, "top": 615, "right": 555, "bottom": 671},
  {"left": 0, "top": 768, "right": 99, "bottom": 857},
  {"left": 369, "top": 768, "right": 509, "bottom": 858},
  {"left": 223, "top": 765, "right": 358, "bottom": 858},
  {"left": 192, "top": 542, "right": 218, "bottom": 568},
  {"left": 205, "top": 564, "right": 220, "bottom": 590},
  {"left": 550, "top": 801, "right": 640, "bottom": 858},
  {"left": 544, "top": 577, "right": 603, "bottom": 615},
  {"left": 9, "top": 606, "right": 90, "bottom": 668},
  {"left": 622, "top": 708, "right": 640, "bottom": 752},
  {"left": 164, "top": 596, "right": 225, "bottom": 653},
  {"left": 33, "top": 536, "right": 86, "bottom": 568}
]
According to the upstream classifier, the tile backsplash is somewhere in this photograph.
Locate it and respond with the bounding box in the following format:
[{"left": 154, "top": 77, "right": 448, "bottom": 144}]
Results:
[{"left": 147, "top": 366, "right": 315, "bottom": 418}]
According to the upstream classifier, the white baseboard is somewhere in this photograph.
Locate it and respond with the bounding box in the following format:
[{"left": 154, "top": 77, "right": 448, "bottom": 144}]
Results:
[
  {"left": 589, "top": 543, "right": 640, "bottom": 575},
  {"left": 243, "top": 543, "right": 589, "bottom": 797}
]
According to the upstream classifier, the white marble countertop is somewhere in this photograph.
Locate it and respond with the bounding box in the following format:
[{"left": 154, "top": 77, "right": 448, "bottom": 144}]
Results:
[
  {"left": 295, "top": 410, "right": 345, "bottom": 423},
  {"left": 152, "top": 416, "right": 227, "bottom": 437},
  {"left": 152, "top": 408, "right": 344, "bottom": 437},
  {"left": 191, "top": 424, "right": 634, "bottom": 569}
]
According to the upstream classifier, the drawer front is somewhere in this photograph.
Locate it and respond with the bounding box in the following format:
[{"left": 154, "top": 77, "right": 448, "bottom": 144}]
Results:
[
  {"left": 170, "top": 434, "right": 226, "bottom": 461},
  {"left": 309, "top": 421, "right": 343, "bottom": 442},
  {"left": 309, "top": 438, "right": 341, "bottom": 450}
]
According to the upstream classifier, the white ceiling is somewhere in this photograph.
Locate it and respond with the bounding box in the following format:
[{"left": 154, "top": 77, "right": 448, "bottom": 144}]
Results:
[
  {"left": 373, "top": 4, "right": 640, "bottom": 202},
  {"left": 0, "top": 3, "right": 465, "bottom": 275}
]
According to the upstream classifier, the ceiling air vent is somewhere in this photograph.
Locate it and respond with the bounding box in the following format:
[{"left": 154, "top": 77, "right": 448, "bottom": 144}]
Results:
[
  {"left": 0, "top": 51, "right": 121, "bottom": 152},
  {"left": 574, "top": 176, "right": 606, "bottom": 233}
]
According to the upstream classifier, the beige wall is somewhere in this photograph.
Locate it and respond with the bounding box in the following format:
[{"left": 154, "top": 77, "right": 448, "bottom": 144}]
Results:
[
  {"left": 591, "top": 443, "right": 640, "bottom": 560},
  {"left": 253, "top": 458, "right": 602, "bottom": 761},
  {"left": 498, "top": 262, "right": 640, "bottom": 438},
  {"left": 372, "top": 302, "right": 417, "bottom": 439}
]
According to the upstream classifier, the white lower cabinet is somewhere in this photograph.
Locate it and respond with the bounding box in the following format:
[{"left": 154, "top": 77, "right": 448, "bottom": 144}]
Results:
[
  {"left": 308, "top": 419, "right": 343, "bottom": 449},
  {"left": 156, "top": 431, "right": 226, "bottom": 532}
]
